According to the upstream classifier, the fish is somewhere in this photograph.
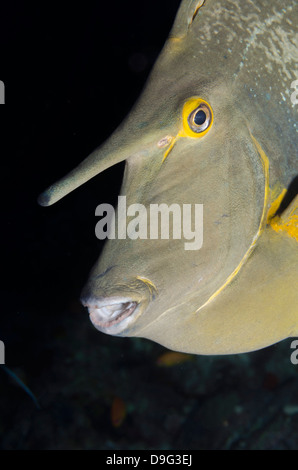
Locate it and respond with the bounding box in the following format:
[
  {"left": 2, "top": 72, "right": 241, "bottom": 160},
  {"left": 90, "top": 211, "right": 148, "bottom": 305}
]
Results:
[
  {"left": 156, "top": 351, "right": 194, "bottom": 367},
  {"left": 0, "top": 365, "right": 41, "bottom": 409},
  {"left": 38, "top": 0, "right": 298, "bottom": 355},
  {"left": 111, "top": 396, "right": 127, "bottom": 428}
]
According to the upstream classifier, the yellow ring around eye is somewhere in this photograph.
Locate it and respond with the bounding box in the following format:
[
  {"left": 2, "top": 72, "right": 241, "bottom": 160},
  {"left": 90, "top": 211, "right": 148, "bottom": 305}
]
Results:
[
  {"left": 181, "top": 97, "right": 213, "bottom": 138},
  {"left": 161, "top": 97, "right": 213, "bottom": 163}
]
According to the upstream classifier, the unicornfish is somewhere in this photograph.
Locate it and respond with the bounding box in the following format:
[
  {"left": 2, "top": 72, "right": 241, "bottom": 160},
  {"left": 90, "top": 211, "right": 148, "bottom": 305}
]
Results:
[{"left": 38, "top": 0, "right": 298, "bottom": 355}]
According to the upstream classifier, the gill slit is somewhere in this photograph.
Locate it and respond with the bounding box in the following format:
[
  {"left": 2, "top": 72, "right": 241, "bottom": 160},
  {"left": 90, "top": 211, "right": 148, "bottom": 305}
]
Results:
[{"left": 194, "top": 133, "right": 270, "bottom": 313}]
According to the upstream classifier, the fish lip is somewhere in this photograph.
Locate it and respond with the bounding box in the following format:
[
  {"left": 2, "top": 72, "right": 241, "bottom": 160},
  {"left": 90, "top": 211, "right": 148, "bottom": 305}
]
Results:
[{"left": 84, "top": 296, "right": 142, "bottom": 335}]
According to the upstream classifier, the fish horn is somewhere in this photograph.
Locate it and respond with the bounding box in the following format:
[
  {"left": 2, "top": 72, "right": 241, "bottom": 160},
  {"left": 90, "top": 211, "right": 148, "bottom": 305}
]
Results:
[
  {"left": 38, "top": 121, "right": 166, "bottom": 207},
  {"left": 37, "top": 137, "right": 128, "bottom": 207}
]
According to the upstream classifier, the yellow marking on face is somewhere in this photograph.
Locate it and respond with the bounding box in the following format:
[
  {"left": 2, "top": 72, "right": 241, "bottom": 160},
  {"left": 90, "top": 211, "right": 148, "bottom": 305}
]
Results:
[
  {"left": 162, "top": 97, "right": 213, "bottom": 163},
  {"left": 250, "top": 135, "right": 270, "bottom": 221},
  {"left": 267, "top": 190, "right": 298, "bottom": 243},
  {"left": 162, "top": 136, "right": 181, "bottom": 162},
  {"left": 195, "top": 134, "right": 270, "bottom": 314},
  {"left": 136, "top": 276, "right": 159, "bottom": 300},
  {"left": 181, "top": 98, "right": 213, "bottom": 138}
]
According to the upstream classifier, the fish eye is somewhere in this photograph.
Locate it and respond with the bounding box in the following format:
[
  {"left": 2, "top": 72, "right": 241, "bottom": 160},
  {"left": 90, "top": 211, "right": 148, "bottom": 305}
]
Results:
[
  {"left": 181, "top": 97, "right": 213, "bottom": 139},
  {"left": 188, "top": 103, "right": 212, "bottom": 133}
]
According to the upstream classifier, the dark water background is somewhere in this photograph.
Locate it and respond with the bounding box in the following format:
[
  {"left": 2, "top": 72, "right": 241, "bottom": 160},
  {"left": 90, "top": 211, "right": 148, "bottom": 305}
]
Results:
[{"left": 1, "top": 0, "right": 298, "bottom": 450}]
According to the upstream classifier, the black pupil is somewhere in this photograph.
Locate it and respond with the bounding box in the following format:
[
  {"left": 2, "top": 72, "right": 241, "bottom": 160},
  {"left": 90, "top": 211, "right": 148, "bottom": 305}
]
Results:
[{"left": 194, "top": 109, "right": 206, "bottom": 125}]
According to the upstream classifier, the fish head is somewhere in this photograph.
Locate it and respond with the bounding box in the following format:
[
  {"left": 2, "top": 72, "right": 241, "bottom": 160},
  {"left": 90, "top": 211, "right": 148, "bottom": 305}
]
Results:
[{"left": 38, "top": 0, "right": 297, "bottom": 354}]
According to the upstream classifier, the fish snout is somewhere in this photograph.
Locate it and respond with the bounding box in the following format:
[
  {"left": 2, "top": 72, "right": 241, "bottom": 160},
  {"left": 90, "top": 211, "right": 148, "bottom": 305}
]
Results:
[
  {"left": 81, "top": 270, "right": 158, "bottom": 335},
  {"left": 80, "top": 295, "right": 144, "bottom": 335}
]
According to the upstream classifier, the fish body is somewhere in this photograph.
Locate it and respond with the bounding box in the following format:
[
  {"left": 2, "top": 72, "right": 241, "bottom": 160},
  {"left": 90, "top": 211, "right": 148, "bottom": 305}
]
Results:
[{"left": 39, "top": 0, "right": 298, "bottom": 355}]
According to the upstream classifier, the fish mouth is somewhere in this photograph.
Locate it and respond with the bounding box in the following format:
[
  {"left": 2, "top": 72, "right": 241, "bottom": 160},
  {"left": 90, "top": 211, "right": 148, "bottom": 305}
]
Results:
[{"left": 82, "top": 297, "right": 141, "bottom": 335}]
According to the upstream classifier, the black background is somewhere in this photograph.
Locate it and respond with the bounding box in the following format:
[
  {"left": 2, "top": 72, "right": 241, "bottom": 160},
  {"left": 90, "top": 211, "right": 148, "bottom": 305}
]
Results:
[
  {"left": 0, "top": 0, "right": 180, "bottom": 318},
  {"left": 1, "top": 0, "right": 298, "bottom": 451},
  {"left": 0, "top": 0, "right": 182, "bottom": 357}
]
